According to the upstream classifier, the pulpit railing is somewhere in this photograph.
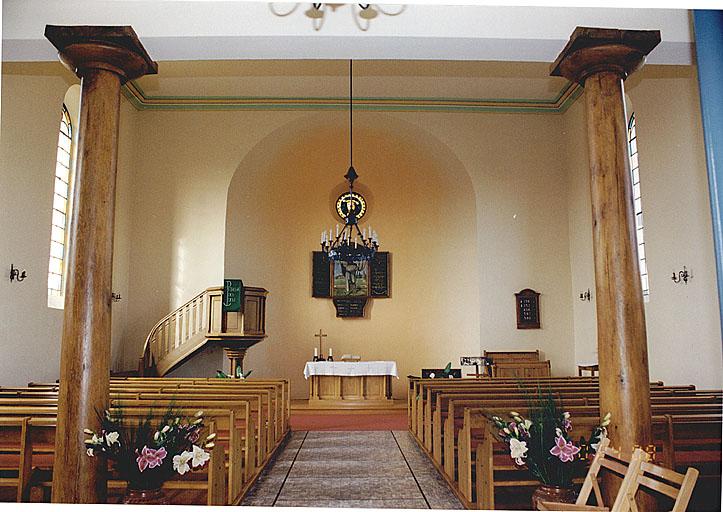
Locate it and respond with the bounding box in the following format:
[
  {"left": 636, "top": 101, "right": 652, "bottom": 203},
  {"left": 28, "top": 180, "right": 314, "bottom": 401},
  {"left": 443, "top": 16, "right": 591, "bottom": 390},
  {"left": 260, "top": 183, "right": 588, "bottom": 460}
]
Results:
[
  {"left": 140, "top": 286, "right": 224, "bottom": 376},
  {"left": 139, "top": 285, "right": 268, "bottom": 376}
]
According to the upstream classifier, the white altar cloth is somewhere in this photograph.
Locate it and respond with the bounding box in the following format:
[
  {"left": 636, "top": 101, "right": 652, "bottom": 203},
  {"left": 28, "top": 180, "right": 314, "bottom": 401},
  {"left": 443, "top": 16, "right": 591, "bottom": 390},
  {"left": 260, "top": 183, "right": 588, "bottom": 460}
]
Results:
[{"left": 304, "top": 361, "right": 398, "bottom": 379}]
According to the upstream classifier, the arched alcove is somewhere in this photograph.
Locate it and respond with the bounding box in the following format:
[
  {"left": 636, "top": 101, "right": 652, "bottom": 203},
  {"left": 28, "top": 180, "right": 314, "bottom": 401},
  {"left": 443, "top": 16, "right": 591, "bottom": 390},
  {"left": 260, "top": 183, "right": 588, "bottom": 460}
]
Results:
[{"left": 225, "top": 112, "right": 479, "bottom": 398}]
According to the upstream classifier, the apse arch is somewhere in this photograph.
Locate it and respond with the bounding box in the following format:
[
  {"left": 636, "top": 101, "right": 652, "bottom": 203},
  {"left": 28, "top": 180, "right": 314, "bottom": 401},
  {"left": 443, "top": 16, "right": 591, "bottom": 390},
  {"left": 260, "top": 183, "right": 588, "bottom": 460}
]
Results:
[{"left": 224, "top": 112, "right": 479, "bottom": 398}]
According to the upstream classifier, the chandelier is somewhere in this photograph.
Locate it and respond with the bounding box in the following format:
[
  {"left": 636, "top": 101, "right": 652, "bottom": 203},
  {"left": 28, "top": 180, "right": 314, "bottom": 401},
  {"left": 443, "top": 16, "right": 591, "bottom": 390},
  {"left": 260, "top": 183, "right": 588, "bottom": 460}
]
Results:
[
  {"left": 269, "top": 3, "right": 405, "bottom": 32},
  {"left": 320, "top": 61, "right": 380, "bottom": 263}
]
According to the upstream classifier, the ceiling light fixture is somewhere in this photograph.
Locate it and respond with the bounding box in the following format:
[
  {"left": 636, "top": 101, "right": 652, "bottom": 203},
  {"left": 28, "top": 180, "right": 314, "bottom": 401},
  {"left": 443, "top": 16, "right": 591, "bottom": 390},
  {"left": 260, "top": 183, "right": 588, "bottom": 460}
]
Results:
[
  {"left": 269, "top": 3, "right": 404, "bottom": 32},
  {"left": 320, "top": 60, "right": 379, "bottom": 263}
]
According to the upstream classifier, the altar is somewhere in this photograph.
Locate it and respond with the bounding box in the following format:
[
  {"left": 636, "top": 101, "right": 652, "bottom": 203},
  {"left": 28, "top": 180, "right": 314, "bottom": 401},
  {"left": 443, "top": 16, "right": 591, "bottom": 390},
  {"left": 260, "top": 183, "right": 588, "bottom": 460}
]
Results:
[{"left": 304, "top": 361, "right": 398, "bottom": 407}]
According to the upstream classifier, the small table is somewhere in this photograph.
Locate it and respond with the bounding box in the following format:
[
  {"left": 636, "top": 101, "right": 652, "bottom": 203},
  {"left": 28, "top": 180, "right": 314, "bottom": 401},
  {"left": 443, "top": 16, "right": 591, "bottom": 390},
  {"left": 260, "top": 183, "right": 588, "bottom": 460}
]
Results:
[
  {"left": 577, "top": 363, "right": 599, "bottom": 376},
  {"left": 304, "top": 361, "right": 398, "bottom": 407}
]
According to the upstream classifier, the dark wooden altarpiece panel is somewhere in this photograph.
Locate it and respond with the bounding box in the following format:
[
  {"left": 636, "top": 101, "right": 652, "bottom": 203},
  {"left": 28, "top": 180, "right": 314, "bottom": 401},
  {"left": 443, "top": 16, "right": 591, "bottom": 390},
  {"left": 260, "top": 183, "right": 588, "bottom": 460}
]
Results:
[{"left": 312, "top": 251, "right": 390, "bottom": 317}]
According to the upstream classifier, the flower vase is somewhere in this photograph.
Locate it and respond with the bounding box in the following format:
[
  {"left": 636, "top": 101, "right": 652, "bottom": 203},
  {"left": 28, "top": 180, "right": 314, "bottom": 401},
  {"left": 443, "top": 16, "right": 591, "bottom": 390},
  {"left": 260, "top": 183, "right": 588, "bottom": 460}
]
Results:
[
  {"left": 123, "top": 487, "right": 169, "bottom": 505},
  {"left": 531, "top": 484, "right": 576, "bottom": 510}
]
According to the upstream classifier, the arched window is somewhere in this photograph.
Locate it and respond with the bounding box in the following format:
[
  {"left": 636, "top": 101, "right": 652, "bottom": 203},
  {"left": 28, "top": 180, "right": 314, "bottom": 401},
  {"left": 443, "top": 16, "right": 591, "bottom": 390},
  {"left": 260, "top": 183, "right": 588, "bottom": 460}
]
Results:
[
  {"left": 628, "top": 113, "right": 649, "bottom": 300},
  {"left": 47, "top": 105, "right": 73, "bottom": 308}
]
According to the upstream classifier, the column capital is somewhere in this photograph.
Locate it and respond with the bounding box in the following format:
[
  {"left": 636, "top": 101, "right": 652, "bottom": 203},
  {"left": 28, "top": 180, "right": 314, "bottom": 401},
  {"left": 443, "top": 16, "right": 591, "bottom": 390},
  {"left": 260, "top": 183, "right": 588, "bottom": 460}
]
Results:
[
  {"left": 550, "top": 26, "right": 660, "bottom": 85},
  {"left": 45, "top": 25, "right": 158, "bottom": 82}
]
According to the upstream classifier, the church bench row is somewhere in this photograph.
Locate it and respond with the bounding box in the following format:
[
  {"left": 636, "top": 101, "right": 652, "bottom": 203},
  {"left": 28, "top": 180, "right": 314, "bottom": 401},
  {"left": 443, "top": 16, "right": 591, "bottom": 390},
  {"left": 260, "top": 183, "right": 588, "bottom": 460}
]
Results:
[
  {"left": 423, "top": 392, "right": 722, "bottom": 469},
  {"left": 0, "top": 405, "right": 256, "bottom": 504},
  {"left": 25, "top": 377, "right": 290, "bottom": 420},
  {"left": 0, "top": 415, "right": 228, "bottom": 505},
  {"left": 0, "top": 379, "right": 291, "bottom": 504},
  {"left": 454, "top": 409, "right": 721, "bottom": 510},
  {"left": 0, "top": 393, "right": 273, "bottom": 463},
  {"left": 427, "top": 391, "right": 723, "bottom": 460},
  {"left": 2, "top": 378, "right": 290, "bottom": 443},
  {"left": 0, "top": 398, "right": 271, "bottom": 490},
  {"left": 409, "top": 377, "right": 704, "bottom": 441},
  {"left": 410, "top": 377, "right": 709, "bottom": 436},
  {"left": 406, "top": 377, "right": 721, "bottom": 509},
  {"left": 438, "top": 400, "right": 722, "bottom": 481},
  {"left": 0, "top": 387, "right": 283, "bottom": 460}
]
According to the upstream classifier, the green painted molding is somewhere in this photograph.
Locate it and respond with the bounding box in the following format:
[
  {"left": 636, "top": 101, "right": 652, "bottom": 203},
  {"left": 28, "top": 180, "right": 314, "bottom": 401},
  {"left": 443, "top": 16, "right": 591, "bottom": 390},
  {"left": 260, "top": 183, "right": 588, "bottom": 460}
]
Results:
[{"left": 122, "top": 79, "right": 582, "bottom": 114}]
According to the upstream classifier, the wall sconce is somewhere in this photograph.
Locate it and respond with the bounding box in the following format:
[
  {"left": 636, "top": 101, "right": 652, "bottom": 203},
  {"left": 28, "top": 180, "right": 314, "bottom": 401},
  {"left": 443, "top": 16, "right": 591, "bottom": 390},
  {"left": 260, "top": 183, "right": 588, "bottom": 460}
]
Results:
[
  {"left": 111, "top": 292, "right": 122, "bottom": 302},
  {"left": 671, "top": 266, "right": 691, "bottom": 284},
  {"left": 9, "top": 264, "right": 27, "bottom": 282},
  {"left": 579, "top": 288, "right": 591, "bottom": 302}
]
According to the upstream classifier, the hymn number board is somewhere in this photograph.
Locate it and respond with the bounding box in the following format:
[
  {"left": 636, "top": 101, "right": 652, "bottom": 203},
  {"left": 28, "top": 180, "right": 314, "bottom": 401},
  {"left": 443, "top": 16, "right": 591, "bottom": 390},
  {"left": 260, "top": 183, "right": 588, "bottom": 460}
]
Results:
[
  {"left": 515, "top": 288, "right": 540, "bottom": 329},
  {"left": 312, "top": 251, "right": 390, "bottom": 317}
]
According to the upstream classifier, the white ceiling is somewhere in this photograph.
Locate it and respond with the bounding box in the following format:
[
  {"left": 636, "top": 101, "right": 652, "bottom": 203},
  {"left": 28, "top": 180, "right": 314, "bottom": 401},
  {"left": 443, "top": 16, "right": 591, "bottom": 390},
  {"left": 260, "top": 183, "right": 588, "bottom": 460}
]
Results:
[{"left": 2, "top": 1, "right": 696, "bottom": 64}]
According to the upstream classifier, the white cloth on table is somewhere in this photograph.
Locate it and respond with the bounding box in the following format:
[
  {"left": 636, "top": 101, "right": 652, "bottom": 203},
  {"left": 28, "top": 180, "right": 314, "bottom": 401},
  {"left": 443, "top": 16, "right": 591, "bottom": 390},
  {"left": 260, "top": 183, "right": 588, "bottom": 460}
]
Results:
[{"left": 303, "top": 361, "right": 398, "bottom": 379}]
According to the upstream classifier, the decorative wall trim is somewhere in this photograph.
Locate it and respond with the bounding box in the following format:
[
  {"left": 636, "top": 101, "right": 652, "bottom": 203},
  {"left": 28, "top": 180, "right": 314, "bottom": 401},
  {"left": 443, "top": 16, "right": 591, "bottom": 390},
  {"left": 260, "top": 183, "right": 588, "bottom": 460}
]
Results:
[{"left": 122, "top": 79, "right": 582, "bottom": 114}]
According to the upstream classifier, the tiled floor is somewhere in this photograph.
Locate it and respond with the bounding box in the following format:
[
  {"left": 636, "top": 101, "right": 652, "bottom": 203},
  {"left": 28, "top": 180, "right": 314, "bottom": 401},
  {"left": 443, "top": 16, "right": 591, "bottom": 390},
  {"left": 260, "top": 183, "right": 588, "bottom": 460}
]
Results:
[{"left": 241, "top": 431, "right": 464, "bottom": 509}]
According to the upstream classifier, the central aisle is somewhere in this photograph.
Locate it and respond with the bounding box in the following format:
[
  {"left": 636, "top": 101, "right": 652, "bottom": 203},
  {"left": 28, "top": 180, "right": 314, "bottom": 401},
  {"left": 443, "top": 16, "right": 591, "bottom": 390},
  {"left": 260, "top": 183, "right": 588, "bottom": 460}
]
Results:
[{"left": 241, "top": 431, "right": 463, "bottom": 509}]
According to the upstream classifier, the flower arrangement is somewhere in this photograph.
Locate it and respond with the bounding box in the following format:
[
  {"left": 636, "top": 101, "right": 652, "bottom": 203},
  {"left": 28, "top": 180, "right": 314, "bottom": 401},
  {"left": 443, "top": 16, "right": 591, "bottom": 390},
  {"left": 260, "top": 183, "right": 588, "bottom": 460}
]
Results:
[
  {"left": 489, "top": 390, "right": 610, "bottom": 489},
  {"left": 84, "top": 408, "right": 217, "bottom": 491}
]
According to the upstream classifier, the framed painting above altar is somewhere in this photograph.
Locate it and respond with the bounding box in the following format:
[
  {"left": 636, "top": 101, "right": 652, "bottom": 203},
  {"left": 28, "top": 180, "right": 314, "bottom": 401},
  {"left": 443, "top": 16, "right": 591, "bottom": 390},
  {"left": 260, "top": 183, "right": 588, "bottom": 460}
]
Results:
[{"left": 333, "top": 260, "right": 369, "bottom": 297}]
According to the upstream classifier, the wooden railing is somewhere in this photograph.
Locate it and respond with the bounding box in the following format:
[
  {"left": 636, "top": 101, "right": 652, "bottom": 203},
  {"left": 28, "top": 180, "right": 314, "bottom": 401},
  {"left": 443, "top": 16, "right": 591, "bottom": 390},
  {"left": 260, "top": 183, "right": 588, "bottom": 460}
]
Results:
[{"left": 140, "top": 287, "right": 225, "bottom": 376}]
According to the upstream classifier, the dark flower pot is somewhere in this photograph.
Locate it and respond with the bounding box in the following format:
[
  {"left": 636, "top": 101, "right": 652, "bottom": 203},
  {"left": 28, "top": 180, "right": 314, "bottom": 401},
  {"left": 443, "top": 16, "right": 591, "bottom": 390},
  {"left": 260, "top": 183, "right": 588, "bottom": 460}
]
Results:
[
  {"left": 123, "top": 487, "right": 169, "bottom": 505},
  {"left": 531, "top": 484, "right": 576, "bottom": 509}
]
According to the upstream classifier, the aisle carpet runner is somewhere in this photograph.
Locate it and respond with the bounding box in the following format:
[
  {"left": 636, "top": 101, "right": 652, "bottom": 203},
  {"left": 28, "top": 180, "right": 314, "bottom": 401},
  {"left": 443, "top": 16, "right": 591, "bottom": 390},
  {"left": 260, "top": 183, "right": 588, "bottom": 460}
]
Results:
[{"left": 289, "top": 411, "right": 407, "bottom": 431}]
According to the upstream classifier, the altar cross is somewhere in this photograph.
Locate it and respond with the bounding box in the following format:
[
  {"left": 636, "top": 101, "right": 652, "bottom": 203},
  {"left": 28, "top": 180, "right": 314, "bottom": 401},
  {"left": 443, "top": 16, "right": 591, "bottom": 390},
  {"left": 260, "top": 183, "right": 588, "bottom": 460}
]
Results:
[{"left": 315, "top": 329, "right": 327, "bottom": 359}]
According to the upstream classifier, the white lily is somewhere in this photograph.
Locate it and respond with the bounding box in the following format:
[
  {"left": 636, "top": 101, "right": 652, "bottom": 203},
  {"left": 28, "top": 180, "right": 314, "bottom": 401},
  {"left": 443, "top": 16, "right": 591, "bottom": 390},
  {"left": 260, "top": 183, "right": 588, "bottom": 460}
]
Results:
[
  {"left": 83, "top": 429, "right": 94, "bottom": 435},
  {"left": 206, "top": 433, "right": 217, "bottom": 441},
  {"left": 173, "top": 451, "right": 193, "bottom": 475},
  {"left": 90, "top": 434, "right": 101, "bottom": 445},
  {"left": 601, "top": 412, "right": 612, "bottom": 427},
  {"left": 154, "top": 431, "right": 161, "bottom": 441},
  {"left": 191, "top": 445, "right": 210, "bottom": 468},
  {"left": 591, "top": 429, "right": 607, "bottom": 452},
  {"left": 105, "top": 431, "right": 120, "bottom": 445},
  {"left": 514, "top": 457, "right": 526, "bottom": 466},
  {"left": 522, "top": 419, "right": 532, "bottom": 431},
  {"left": 87, "top": 448, "right": 94, "bottom": 457},
  {"left": 194, "top": 410, "right": 204, "bottom": 418},
  {"left": 162, "top": 425, "right": 171, "bottom": 433},
  {"left": 509, "top": 438, "right": 528, "bottom": 460}
]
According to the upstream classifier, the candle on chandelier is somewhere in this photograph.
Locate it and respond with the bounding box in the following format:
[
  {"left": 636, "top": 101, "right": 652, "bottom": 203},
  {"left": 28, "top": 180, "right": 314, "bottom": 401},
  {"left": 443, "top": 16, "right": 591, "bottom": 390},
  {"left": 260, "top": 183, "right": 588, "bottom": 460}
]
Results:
[{"left": 336, "top": 224, "right": 340, "bottom": 237}]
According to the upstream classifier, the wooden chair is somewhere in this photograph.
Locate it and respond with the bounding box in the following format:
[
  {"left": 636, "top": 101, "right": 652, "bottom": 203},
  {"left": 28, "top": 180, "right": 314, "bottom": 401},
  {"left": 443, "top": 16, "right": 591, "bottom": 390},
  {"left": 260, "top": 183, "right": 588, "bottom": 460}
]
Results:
[
  {"left": 618, "top": 459, "right": 699, "bottom": 512},
  {"left": 537, "top": 438, "right": 647, "bottom": 511}
]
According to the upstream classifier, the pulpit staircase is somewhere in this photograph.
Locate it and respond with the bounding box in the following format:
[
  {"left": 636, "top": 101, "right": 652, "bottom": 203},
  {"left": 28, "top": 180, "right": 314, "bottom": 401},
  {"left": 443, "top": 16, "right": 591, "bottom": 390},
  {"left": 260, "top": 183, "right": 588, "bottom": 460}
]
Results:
[{"left": 139, "top": 286, "right": 268, "bottom": 376}]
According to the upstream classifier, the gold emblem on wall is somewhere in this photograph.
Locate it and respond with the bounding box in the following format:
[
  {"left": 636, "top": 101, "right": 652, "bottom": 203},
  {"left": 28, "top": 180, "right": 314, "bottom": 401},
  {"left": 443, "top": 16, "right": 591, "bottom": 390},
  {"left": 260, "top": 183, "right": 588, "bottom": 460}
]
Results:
[{"left": 336, "top": 191, "right": 366, "bottom": 221}]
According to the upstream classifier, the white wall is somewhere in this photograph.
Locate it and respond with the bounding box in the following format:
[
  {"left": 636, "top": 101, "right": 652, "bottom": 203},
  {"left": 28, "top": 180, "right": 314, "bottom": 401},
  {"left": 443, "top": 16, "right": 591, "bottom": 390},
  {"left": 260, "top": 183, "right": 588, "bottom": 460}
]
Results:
[
  {"left": 564, "top": 66, "right": 723, "bottom": 389},
  {"left": 0, "top": 64, "right": 137, "bottom": 384},
  {"left": 1, "top": 62, "right": 719, "bottom": 392}
]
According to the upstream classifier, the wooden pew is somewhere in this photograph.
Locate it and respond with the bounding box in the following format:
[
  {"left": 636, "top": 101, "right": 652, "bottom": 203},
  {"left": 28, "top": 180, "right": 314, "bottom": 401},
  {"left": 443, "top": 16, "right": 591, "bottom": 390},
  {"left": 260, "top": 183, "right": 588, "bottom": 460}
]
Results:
[
  {"left": 0, "top": 377, "right": 293, "bottom": 506},
  {"left": 0, "top": 415, "right": 227, "bottom": 505},
  {"left": 454, "top": 408, "right": 722, "bottom": 510}
]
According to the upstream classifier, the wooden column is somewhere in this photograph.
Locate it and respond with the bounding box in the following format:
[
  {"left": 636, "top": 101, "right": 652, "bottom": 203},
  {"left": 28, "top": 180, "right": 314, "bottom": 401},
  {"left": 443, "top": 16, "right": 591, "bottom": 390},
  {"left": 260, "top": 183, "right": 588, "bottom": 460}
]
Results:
[
  {"left": 45, "top": 26, "right": 157, "bottom": 503},
  {"left": 551, "top": 27, "right": 660, "bottom": 505}
]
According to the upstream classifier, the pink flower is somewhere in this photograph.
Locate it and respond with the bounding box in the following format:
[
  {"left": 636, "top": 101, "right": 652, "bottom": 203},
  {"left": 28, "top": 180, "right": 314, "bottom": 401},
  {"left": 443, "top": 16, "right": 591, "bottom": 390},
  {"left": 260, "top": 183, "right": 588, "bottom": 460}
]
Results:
[
  {"left": 550, "top": 435, "right": 580, "bottom": 462},
  {"left": 136, "top": 445, "right": 167, "bottom": 472}
]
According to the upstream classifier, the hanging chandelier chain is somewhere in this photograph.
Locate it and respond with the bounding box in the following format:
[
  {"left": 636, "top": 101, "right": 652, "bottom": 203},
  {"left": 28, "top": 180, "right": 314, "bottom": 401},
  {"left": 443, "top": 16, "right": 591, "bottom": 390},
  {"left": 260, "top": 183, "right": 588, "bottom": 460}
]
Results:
[
  {"left": 318, "top": 58, "right": 380, "bottom": 264},
  {"left": 349, "top": 59, "right": 353, "bottom": 169}
]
